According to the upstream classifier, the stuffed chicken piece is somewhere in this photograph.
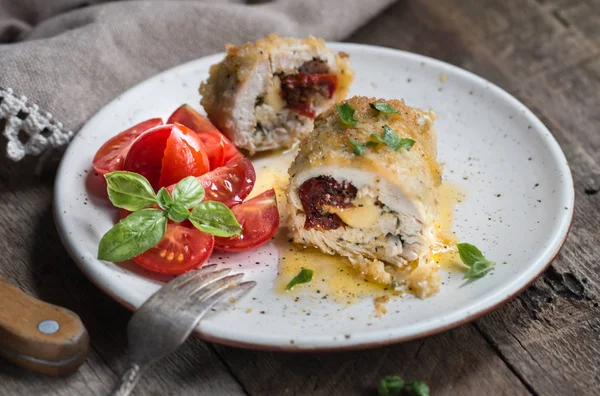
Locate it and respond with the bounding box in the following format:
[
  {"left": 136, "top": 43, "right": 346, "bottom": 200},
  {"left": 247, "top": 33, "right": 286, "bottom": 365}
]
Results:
[
  {"left": 200, "top": 34, "right": 353, "bottom": 155},
  {"left": 286, "top": 96, "right": 442, "bottom": 298}
]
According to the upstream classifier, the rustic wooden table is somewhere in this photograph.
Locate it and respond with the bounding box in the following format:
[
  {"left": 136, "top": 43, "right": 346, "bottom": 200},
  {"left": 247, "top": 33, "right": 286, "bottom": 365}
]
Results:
[{"left": 1, "top": 0, "right": 599, "bottom": 395}]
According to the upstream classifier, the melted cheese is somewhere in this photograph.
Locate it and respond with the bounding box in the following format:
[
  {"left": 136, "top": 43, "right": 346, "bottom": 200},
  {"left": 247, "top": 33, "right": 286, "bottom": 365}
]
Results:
[
  {"left": 263, "top": 76, "right": 285, "bottom": 113},
  {"left": 324, "top": 197, "right": 381, "bottom": 229}
]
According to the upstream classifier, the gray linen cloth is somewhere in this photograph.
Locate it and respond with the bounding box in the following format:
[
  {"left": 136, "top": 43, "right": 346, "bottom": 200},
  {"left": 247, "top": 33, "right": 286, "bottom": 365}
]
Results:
[{"left": 0, "top": 0, "right": 395, "bottom": 163}]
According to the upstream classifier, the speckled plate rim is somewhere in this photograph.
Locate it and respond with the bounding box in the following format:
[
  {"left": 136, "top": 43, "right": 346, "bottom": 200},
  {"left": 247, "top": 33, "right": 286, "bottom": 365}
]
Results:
[{"left": 54, "top": 42, "right": 575, "bottom": 351}]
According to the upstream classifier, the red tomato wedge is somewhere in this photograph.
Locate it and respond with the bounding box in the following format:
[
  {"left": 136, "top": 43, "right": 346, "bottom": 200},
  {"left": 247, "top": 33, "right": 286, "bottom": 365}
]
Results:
[
  {"left": 132, "top": 222, "right": 214, "bottom": 274},
  {"left": 214, "top": 189, "right": 279, "bottom": 252},
  {"left": 167, "top": 104, "right": 242, "bottom": 168},
  {"left": 167, "top": 104, "right": 217, "bottom": 134},
  {"left": 159, "top": 123, "right": 210, "bottom": 187},
  {"left": 194, "top": 129, "right": 225, "bottom": 169},
  {"left": 166, "top": 157, "right": 256, "bottom": 208},
  {"left": 123, "top": 124, "right": 209, "bottom": 190},
  {"left": 93, "top": 118, "right": 163, "bottom": 175},
  {"left": 223, "top": 143, "right": 244, "bottom": 165}
]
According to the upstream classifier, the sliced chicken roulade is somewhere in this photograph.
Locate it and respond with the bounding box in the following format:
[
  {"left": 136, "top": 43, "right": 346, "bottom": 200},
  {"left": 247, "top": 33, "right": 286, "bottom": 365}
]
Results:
[
  {"left": 200, "top": 34, "right": 353, "bottom": 155},
  {"left": 286, "top": 96, "right": 442, "bottom": 298}
]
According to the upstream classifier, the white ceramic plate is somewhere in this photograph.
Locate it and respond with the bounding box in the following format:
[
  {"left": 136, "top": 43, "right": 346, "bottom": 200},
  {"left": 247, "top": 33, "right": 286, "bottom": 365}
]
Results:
[{"left": 54, "top": 43, "right": 574, "bottom": 351}]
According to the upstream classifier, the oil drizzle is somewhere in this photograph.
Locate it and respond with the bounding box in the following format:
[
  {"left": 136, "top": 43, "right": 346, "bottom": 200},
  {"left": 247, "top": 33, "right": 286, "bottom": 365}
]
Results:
[{"left": 433, "top": 182, "right": 465, "bottom": 272}]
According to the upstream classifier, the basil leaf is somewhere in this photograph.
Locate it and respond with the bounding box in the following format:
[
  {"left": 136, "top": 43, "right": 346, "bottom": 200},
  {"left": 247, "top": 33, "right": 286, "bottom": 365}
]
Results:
[
  {"left": 370, "top": 126, "right": 415, "bottom": 152},
  {"left": 166, "top": 202, "right": 190, "bottom": 223},
  {"left": 370, "top": 102, "right": 399, "bottom": 114},
  {"left": 348, "top": 137, "right": 366, "bottom": 156},
  {"left": 378, "top": 376, "right": 405, "bottom": 396},
  {"left": 404, "top": 381, "right": 430, "bottom": 396},
  {"left": 189, "top": 201, "right": 242, "bottom": 237},
  {"left": 463, "top": 260, "right": 495, "bottom": 279},
  {"left": 173, "top": 176, "right": 205, "bottom": 209},
  {"left": 336, "top": 103, "right": 358, "bottom": 126},
  {"left": 98, "top": 209, "right": 166, "bottom": 262},
  {"left": 286, "top": 268, "right": 313, "bottom": 290},
  {"left": 456, "top": 243, "right": 485, "bottom": 266},
  {"left": 156, "top": 187, "right": 174, "bottom": 211},
  {"left": 457, "top": 243, "right": 495, "bottom": 279},
  {"left": 105, "top": 171, "right": 157, "bottom": 211}
]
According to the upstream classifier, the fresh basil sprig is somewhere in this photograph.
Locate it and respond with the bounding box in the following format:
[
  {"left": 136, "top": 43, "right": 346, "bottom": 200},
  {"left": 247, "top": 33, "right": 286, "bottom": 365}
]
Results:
[
  {"left": 370, "top": 101, "right": 399, "bottom": 114},
  {"left": 336, "top": 103, "right": 358, "bottom": 126},
  {"left": 286, "top": 268, "right": 313, "bottom": 290},
  {"left": 457, "top": 243, "right": 496, "bottom": 279},
  {"left": 98, "top": 172, "right": 241, "bottom": 262},
  {"left": 157, "top": 187, "right": 189, "bottom": 222},
  {"left": 370, "top": 126, "right": 415, "bottom": 151},
  {"left": 378, "top": 376, "right": 429, "bottom": 396}
]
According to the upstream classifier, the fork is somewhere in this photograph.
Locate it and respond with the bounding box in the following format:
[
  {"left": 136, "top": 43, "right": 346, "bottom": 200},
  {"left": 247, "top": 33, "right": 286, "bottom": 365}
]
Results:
[{"left": 111, "top": 264, "right": 255, "bottom": 396}]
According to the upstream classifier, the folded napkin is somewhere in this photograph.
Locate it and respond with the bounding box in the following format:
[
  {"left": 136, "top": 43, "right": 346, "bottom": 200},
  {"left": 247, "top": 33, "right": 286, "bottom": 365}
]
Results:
[{"left": 0, "top": 0, "right": 395, "bottom": 163}]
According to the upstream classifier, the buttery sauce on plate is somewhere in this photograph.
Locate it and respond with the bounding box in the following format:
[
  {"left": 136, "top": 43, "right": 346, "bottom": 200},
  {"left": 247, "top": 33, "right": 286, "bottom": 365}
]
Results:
[
  {"left": 249, "top": 150, "right": 464, "bottom": 303},
  {"left": 432, "top": 182, "right": 465, "bottom": 272}
]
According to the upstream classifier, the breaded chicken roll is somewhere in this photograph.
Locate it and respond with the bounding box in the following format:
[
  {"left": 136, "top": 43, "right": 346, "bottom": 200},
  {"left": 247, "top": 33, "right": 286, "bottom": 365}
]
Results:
[
  {"left": 199, "top": 34, "right": 353, "bottom": 155},
  {"left": 286, "top": 96, "right": 442, "bottom": 297}
]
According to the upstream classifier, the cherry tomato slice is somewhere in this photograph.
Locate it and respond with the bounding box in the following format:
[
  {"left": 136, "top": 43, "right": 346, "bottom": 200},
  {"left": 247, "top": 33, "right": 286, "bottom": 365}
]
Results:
[
  {"left": 132, "top": 222, "right": 214, "bottom": 274},
  {"left": 214, "top": 189, "right": 279, "bottom": 252},
  {"left": 195, "top": 129, "right": 225, "bottom": 169},
  {"left": 167, "top": 104, "right": 242, "bottom": 167},
  {"left": 158, "top": 123, "right": 210, "bottom": 187},
  {"left": 93, "top": 118, "right": 163, "bottom": 175},
  {"left": 167, "top": 104, "right": 217, "bottom": 134},
  {"left": 166, "top": 157, "right": 256, "bottom": 207},
  {"left": 223, "top": 144, "right": 244, "bottom": 165},
  {"left": 123, "top": 125, "right": 171, "bottom": 189},
  {"left": 123, "top": 124, "right": 209, "bottom": 190}
]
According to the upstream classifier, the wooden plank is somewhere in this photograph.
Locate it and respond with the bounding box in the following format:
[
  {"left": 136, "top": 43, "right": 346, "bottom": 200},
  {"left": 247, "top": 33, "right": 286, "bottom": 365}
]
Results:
[
  {"left": 1, "top": 1, "right": 598, "bottom": 395},
  {"left": 215, "top": 325, "right": 530, "bottom": 396},
  {"left": 0, "top": 161, "right": 246, "bottom": 395},
  {"left": 408, "top": 1, "right": 600, "bottom": 395}
]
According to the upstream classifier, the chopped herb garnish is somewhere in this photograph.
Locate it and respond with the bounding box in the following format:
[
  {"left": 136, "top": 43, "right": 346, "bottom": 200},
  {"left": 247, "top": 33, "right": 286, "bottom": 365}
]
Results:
[
  {"left": 347, "top": 126, "right": 415, "bottom": 155},
  {"left": 378, "top": 376, "right": 429, "bottom": 396},
  {"left": 370, "top": 101, "right": 399, "bottom": 114},
  {"left": 286, "top": 268, "right": 313, "bottom": 290},
  {"left": 457, "top": 243, "right": 496, "bottom": 279},
  {"left": 404, "top": 381, "right": 430, "bottom": 396},
  {"left": 348, "top": 137, "right": 366, "bottom": 155},
  {"left": 370, "top": 125, "right": 415, "bottom": 152},
  {"left": 336, "top": 103, "right": 358, "bottom": 126}
]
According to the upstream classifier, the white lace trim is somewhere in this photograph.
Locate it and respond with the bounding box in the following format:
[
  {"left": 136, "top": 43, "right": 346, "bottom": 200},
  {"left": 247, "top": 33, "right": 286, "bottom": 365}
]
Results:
[{"left": 0, "top": 87, "right": 73, "bottom": 161}]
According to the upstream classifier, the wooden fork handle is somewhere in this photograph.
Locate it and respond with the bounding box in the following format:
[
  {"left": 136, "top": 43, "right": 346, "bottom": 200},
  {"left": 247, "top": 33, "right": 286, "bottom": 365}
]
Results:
[{"left": 0, "top": 276, "right": 89, "bottom": 376}]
